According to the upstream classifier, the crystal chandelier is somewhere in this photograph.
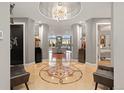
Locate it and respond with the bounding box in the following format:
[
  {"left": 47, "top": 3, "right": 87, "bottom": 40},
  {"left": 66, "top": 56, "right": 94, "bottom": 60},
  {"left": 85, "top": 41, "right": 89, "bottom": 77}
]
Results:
[
  {"left": 52, "top": 2, "right": 67, "bottom": 21},
  {"left": 39, "top": 2, "right": 81, "bottom": 21}
]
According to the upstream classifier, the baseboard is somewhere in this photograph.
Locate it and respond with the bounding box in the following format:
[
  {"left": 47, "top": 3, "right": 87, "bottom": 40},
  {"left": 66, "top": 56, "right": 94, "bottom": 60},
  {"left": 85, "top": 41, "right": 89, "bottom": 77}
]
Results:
[
  {"left": 24, "top": 62, "right": 35, "bottom": 66},
  {"left": 71, "top": 59, "right": 78, "bottom": 62},
  {"left": 23, "top": 60, "right": 97, "bottom": 67},
  {"left": 86, "top": 62, "right": 97, "bottom": 67},
  {"left": 42, "top": 59, "right": 49, "bottom": 62},
  {"left": 42, "top": 59, "right": 78, "bottom": 62}
]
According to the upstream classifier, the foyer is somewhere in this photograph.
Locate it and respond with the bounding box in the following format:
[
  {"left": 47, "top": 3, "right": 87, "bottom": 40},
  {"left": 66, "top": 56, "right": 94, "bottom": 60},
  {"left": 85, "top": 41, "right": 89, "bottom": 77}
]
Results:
[{"left": 1, "top": 2, "right": 124, "bottom": 90}]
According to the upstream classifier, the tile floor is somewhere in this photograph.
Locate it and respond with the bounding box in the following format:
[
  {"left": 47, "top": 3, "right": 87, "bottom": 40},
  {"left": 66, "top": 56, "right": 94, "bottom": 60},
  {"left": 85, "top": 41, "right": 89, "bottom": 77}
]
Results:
[{"left": 13, "top": 61, "right": 109, "bottom": 90}]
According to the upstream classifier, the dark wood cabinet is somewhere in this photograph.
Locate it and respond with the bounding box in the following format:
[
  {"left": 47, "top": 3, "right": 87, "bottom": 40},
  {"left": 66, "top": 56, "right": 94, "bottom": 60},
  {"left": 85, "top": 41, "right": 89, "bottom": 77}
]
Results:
[
  {"left": 35, "top": 47, "right": 42, "bottom": 63},
  {"left": 78, "top": 48, "right": 85, "bottom": 63}
]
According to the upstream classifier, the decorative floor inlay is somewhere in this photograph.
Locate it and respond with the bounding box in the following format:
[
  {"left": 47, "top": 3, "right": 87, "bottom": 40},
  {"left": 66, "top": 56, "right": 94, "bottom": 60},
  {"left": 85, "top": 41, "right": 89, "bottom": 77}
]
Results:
[
  {"left": 14, "top": 62, "right": 98, "bottom": 90},
  {"left": 39, "top": 63, "right": 83, "bottom": 84}
]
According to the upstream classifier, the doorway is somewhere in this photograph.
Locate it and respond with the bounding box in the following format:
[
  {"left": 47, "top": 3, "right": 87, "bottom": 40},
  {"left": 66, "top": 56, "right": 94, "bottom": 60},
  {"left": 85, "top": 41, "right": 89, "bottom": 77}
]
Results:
[{"left": 96, "top": 23, "right": 111, "bottom": 64}]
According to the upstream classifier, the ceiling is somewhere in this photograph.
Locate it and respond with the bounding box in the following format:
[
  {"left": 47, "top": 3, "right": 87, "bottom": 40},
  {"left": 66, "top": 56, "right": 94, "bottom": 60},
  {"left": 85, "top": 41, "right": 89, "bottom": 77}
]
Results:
[
  {"left": 39, "top": 2, "right": 81, "bottom": 20},
  {"left": 12, "top": 2, "right": 112, "bottom": 33}
]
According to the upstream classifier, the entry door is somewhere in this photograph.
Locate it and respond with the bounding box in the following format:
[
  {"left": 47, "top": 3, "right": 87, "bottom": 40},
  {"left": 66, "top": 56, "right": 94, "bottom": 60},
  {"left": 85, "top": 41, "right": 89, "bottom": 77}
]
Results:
[{"left": 10, "top": 24, "right": 23, "bottom": 65}]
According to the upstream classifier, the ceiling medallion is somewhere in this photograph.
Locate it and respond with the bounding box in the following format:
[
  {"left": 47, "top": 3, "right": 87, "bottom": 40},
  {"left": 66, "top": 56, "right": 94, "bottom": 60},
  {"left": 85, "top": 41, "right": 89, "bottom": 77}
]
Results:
[{"left": 39, "top": 2, "right": 81, "bottom": 22}]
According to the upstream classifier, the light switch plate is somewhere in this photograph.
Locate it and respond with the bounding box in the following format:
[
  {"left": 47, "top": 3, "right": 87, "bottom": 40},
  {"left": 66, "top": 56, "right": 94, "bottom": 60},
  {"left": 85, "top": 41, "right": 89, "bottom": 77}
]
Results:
[{"left": 0, "top": 30, "right": 3, "bottom": 40}]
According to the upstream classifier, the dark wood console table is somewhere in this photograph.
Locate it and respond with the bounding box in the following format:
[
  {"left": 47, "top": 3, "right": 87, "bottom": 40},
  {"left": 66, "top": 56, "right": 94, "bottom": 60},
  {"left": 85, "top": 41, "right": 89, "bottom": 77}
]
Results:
[{"left": 78, "top": 48, "right": 85, "bottom": 63}]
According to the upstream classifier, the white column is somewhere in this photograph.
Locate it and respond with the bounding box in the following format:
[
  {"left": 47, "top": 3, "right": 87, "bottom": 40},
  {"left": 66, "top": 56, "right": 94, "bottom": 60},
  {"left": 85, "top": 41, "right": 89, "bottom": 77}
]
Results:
[
  {"left": 39, "top": 24, "right": 49, "bottom": 59},
  {"left": 39, "top": 25, "right": 43, "bottom": 48}
]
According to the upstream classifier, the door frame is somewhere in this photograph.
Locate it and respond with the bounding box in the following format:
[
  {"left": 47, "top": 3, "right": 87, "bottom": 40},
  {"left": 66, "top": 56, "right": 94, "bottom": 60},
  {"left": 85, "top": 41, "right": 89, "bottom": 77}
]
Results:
[{"left": 96, "top": 22, "right": 111, "bottom": 65}]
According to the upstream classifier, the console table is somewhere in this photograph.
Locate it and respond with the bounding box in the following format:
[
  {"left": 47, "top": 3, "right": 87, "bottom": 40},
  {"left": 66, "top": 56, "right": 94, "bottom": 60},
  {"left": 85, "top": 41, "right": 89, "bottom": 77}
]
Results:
[{"left": 78, "top": 48, "right": 85, "bottom": 63}]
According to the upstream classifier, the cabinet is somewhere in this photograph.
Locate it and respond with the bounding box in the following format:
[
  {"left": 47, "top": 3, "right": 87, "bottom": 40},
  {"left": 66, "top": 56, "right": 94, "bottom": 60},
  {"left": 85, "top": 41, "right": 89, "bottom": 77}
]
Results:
[
  {"left": 35, "top": 47, "right": 42, "bottom": 63},
  {"left": 78, "top": 48, "right": 85, "bottom": 63}
]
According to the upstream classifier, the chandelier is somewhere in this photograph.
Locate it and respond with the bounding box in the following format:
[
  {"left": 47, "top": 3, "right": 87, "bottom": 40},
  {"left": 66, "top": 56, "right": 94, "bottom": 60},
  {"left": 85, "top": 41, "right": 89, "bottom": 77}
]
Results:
[
  {"left": 39, "top": 2, "right": 81, "bottom": 21},
  {"left": 52, "top": 2, "right": 67, "bottom": 21}
]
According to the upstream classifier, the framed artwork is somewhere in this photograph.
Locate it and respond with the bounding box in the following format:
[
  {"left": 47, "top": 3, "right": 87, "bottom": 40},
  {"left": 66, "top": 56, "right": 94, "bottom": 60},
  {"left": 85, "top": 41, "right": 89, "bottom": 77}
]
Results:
[{"left": 10, "top": 24, "right": 23, "bottom": 65}]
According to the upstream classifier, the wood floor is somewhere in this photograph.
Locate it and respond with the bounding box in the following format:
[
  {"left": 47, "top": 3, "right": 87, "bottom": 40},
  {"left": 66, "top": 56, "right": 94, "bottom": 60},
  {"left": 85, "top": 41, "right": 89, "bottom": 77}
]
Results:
[{"left": 13, "top": 61, "right": 108, "bottom": 90}]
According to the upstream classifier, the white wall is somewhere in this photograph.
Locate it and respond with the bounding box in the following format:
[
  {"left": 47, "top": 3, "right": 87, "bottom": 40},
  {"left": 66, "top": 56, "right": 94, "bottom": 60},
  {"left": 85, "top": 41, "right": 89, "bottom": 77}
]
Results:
[
  {"left": 71, "top": 24, "right": 83, "bottom": 59},
  {"left": 72, "top": 24, "right": 78, "bottom": 59},
  {"left": 113, "top": 3, "right": 124, "bottom": 89},
  {"left": 0, "top": 3, "right": 10, "bottom": 89},
  {"left": 86, "top": 19, "right": 94, "bottom": 63},
  {"left": 41, "top": 24, "right": 49, "bottom": 59},
  {"left": 86, "top": 18, "right": 111, "bottom": 64},
  {"left": 13, "top": 17, "right": 35, "bottom": 64},
  {"left": 27, "top": 19, "right": 35, "bottom": 63}
]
